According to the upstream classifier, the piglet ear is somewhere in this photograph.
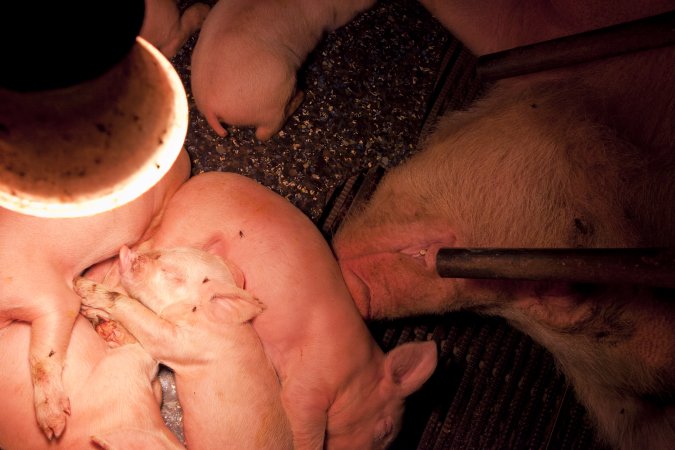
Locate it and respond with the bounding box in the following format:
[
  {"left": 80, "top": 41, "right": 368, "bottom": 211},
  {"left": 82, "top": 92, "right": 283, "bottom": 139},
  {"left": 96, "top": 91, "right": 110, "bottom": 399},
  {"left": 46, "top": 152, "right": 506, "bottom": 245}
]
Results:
[
  {"left": 202, "top": 239, "right": 246, "bottom": 288},
  {"left": 91, "top": 428, "right": 183, "bottom": 449},
  {"left": 384, "top": 341, "right": 438, "bottom": 397},
  {"left": 118, "top": 245, "right": 135, "bottom": 273},
  {"left": 205, "top": 284, "right": 266, "bottom": 324},
  {"left": 222, "top": 259, "right": 245, "bottom": 288}
]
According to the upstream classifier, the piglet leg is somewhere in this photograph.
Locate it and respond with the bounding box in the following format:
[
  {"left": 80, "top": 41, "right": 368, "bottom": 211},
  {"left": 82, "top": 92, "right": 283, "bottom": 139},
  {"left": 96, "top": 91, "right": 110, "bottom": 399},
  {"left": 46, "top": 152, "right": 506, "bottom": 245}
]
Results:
[
  {"left": 28, "top": 288, "right": 80, "bottom": 439},
  {"left": 254, "top": 90, "right": 305, "bottom": 141},
  {"left": 280, "top": 381, "right": 328, "bottom": 450},
  {"left": 92, "top": 318, "right": 138, "bottom": 348},
  {"left": 159, "top": 3, "right": 211, "bottom": 58},
  {"left": 74, "top": 278, "right": 184, "bottom": 363}
]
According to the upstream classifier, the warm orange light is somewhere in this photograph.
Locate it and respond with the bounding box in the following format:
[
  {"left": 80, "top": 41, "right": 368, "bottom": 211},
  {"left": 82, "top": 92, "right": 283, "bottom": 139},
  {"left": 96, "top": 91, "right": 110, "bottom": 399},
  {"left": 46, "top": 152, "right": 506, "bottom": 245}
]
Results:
[{"left": 0, "top": 37, "right": 188, "bottom": 218}]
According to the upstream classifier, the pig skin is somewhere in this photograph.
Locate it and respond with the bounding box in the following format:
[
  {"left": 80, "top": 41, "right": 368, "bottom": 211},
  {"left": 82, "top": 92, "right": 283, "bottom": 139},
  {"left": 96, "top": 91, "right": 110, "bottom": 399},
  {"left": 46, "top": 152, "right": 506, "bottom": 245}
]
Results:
[
  {"left": 0, "top": 149, "right": 190, "bottom": 441},
  {"left": 0, "top": 315, "right": 184, "bottom": 450},
  {"left": 74, "top": 246, "right": 295, "bottom": 450},
  {"left": 333, "top": 2, "right": 675, "bottom": 449},
  {"left": 190, "top": 0, "right": 376, "bottom": 140},
  {"left": 140, "top": 0, "right": 210, "bottom": 59},
  {"left": 97, "top": 172, "right": 440, "bottom": 449}
]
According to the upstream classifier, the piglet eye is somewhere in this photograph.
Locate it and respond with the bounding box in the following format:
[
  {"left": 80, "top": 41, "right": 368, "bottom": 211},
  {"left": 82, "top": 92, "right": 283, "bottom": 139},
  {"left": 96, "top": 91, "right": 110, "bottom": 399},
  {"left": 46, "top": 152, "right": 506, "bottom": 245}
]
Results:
[{"left": 159, "top": 267, "right": 185, "bottom": 284}]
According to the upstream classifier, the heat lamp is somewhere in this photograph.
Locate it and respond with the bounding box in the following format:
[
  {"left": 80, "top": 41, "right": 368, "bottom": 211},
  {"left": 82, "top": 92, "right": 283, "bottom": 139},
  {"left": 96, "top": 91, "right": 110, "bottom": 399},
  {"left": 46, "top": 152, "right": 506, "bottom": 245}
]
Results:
[{"left": 0, "top": 1, "right": 188, "bottom": 218}]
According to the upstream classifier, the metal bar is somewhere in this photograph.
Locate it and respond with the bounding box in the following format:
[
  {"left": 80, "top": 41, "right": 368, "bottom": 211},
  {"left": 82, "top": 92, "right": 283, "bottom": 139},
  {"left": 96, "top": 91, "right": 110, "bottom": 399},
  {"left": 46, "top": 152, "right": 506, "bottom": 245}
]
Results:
[
  {"left": 436, "top": 248, "right": 675, "bottom": 288},
  {"left": 477, "top": 10, "right": 675, "bottom": 81}
]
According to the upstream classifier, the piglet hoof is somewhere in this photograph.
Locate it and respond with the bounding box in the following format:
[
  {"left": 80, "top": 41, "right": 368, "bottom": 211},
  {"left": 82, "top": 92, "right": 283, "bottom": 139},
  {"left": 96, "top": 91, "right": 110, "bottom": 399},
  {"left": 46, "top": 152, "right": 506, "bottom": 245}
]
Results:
[
  {"left": 31, "top": 355, "right": 71, "bottom": 440},
  {"left": 183, "top": 2, "right": 211, "bottom": 30},
  {"left": 254, "top": 127, "right": 275, "bottom": 141},
  {"left": 95, "top": 319, "right": 137, "bottom": 347},
  {"left": 80, "top": 305, "right": 111, "bottom": 322},
  {"left": 72, "top": 276, "right": 99, "bottom": 298},
  {"left": 286, "top": 89, "right": 305, "bottom": 117},
  {"left": 73, "top": 277, "right": 120, "bottom": 310},
  {"left": 35, "top": 391, "right": 70, "bottom": 440}
]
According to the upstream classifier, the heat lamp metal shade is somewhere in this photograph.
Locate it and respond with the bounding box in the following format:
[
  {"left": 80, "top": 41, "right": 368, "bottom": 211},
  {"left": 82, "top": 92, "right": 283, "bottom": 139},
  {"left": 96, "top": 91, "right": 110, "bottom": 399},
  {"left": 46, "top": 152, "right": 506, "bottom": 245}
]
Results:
[{"left": 0, "top": 37, "right": 188, "bottom": 218}]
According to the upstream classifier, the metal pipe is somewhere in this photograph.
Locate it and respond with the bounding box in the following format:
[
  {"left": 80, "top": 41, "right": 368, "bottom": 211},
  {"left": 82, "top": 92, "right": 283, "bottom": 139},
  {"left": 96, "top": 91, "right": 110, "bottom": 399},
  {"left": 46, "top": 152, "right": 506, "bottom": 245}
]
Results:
[
  {"left": 436, "top": 248, "right": 675, "bottom": 288},
  {"left": 477, "top": 10, "right": 675, "bottom": 81}
]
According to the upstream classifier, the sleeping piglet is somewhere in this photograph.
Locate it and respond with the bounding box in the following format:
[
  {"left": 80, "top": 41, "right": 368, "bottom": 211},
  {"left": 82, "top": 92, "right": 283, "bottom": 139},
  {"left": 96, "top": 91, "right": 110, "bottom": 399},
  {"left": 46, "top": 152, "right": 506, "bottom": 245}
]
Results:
[
  {"left": 190, "top": 0, "right": 376, "bottom": 140},
  {"left": 74, "top": 245, "right": 294, "bottom": 450},
  {"left": 0, "top": 315, "right": 184, "bottom": 450},
  {"left": 0, "top": 149, "right": 189, "bottom": 441},
  {"left": 110, "top": 171, "right": 437, "bottom": 449}
]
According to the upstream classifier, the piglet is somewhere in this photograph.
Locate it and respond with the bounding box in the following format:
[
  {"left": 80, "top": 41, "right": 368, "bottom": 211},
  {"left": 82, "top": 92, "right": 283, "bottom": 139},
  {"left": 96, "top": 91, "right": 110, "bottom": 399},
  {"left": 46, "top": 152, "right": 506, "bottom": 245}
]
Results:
[
  {"left": 190, "top": 0, "right": 376, "bottom": 140},
  {"left": 109, "top": 172, "right": 438, "bottom": 449},
  {"left": 75, "top": 245, "right": 294, "bottom": 450},
  {"left": 140, "top": 0, "right": 210, "bottom": 58},
  {"left": 0, "top": 149, "right": 189, "bottom": 440},
  {"left": 0, "top": 315, "right": 184, "bottom": 449}
]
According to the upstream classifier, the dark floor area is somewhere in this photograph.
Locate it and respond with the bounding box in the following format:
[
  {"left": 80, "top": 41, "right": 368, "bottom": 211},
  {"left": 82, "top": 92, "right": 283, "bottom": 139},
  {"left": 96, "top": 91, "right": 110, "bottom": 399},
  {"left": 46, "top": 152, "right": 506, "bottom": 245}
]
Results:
[
  {"left": 175, "top": 0, "right": 449, "bottom": 220},
  {"left": 174, "top": 0, "right": 607, "bottom": 448}
]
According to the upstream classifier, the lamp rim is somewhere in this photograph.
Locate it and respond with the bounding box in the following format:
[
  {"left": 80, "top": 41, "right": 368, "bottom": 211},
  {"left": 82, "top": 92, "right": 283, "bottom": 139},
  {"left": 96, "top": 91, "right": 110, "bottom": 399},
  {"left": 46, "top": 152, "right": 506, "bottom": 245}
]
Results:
[{"left": 0, "top": 37, "right": 188, "bottom": 218}]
